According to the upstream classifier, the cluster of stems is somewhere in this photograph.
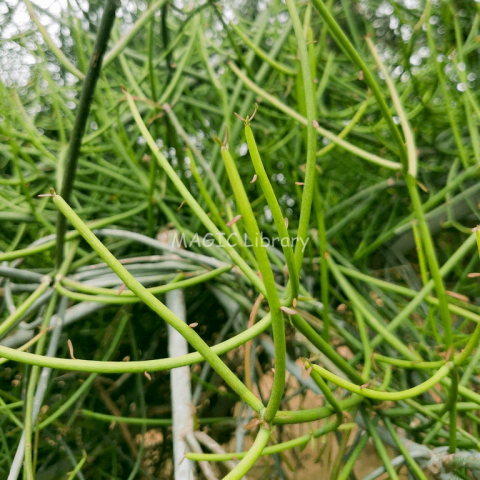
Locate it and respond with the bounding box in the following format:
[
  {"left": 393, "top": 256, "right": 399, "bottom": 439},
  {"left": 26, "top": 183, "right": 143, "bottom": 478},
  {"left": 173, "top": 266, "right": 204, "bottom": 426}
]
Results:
[{"left": 1, "top": 0, "right": 480, "bottom": 478}]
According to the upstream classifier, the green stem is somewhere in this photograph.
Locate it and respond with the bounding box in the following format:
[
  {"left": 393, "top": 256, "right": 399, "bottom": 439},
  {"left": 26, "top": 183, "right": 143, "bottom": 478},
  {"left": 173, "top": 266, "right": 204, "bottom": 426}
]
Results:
[
  {"left": 188, "top": 150, "right": 229, "bottom": 231},
  {"left": 313, "top": 188, "right": 330, "bottom": 342},
  {"left": 362, "top": 412, "right": 400, "bottom": 480},
  {"left": 52, "top": 192, "right": 264, "bottom": 413},
  {"left": 354, "top": 306, "right": 372, "bottom": 381},
  {"left": 366, "top": 36, "right": 416, "bottom": 177},
  {"left": 220, "top": 144, "right": 284, "bottom": 422},
  {"left": 307, "top": 365, "right": 343, "bottom": 420},
  {"left": 0, "top": 277, "right": 51, "bottom": 338},
  {"left": 230, "top": 22, "right": 296, "bottom": 76},
  {"left": 223, "top": 427, "right": 270, "bottom": 480},
  {"left": 405, "top": 175, "right": 452, "bottom": 349},
  {"left": 80, "top": 410, "right": 235, "bottom": 426},
  {"left": 316, "top": 96, "right": 371, "bottom": 157},
  {"left": 335, "top": 249, "right": 480, "bottom": 329},
  {"left": 188, "top": 418, "right": 341, "bottom": 462},
  {"left": 412, "top": 221, "right": 441, "bottom": 343},
  {"left": 425, "top": 5, "right": 470, "bottom": 168},
  {"left": 38, "top": 311, "right": 130, "bottom": 430},
  {"left": 24, "top": 243, "right": 78, "bottom": 478},
  {"left": 336, "top": 432, "right": 370, "bottom": 480},
  {"left": 65, "top": 452, "right": 87, "bottom": 480},
  {"left": 285, "top": 0, "right": 318, "bottom": 282},
  {"left": 0, "top": 313, "right": 273, "bottom": 375},
  {"left": 24, "top": 362, "right": 40, "bottom": 480},
  {"left": 228, "top": 61, "right": 400, "bottom": 170},
  {"left": 0, "top": 202, "right": 147, "bottom": 263},
  {"left": 292, "top": 313, "right": 364, "bottom": 383},
  {"left": 157, "top": 17, "right": 199, "bottom": 105},
  {"left": 311, "top": 0, "right": 408, "bottom": 167},
  {"left": 0, "top": 331, "right": 47, "bottom": 367},
  {"left": 126, "top": 91, "right": 266, "bottom": 295},
  {"left": 55, "top": 0, "right": 118, "bottom": 268},
  {"left": 244, "top": 120, "right": 299, "bottom": 302},
  {"left": 103, "top": 0, "right": 167, "bottom": 68},
  {"left": 327, "top": 257, "right": 419, "bottom": 360},
  {"left": 24, "top": 0, "right": 85, "bottom": 79},
  {"left": 60, "top": 265, "right": 231, "bottom": 297},
  {"left": 448, "top": 367, "right": 458, "bottom": 453},
  {"left": 383, "top": 418, "right": 428, "bottom": 480},
  {"left": 311, "top": 362, "right": 451, "bottom": 401}
]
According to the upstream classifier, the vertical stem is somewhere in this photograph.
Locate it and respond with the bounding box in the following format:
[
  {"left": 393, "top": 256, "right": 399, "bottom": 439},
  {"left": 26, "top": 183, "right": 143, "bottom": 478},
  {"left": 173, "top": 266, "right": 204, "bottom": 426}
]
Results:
[
  {"left": 330, "top": 425, "right": 353, "bottom": 480},
  {"left": 0, "top": 278, "right": 51, "bottom": 338},
  {"left": 425, "top": 4, "right": 470, "bottom": 168},
  {"left": 55, "top": 0, "right": 118, "bottom": 268},
  {"left": 366, "top": 36, "right": 416, "bottom": 177},
  {"left": 24, "top": 0, "right": 85, "bottom": 80},
  {"left": 285, "top": 0, "right": 318, "bottom": 273},
  {"left": 353, "top": 306, "right": 371, "bottom": 381},
  {"left": 23, "top": 364, "right": 40, "bottom": 480},
  {"left": 383, "top": 418, "right": 428, "bottom": 480},
  {"left": 147, "top": 16, "right": 158, "bottom": 238},
  {"left": 220, "top": 146, "right": 284, "bottom": 422},
  {"left": 449, "top": 367, "right": 458, "bottom": 452},
  {"left": 408, "top": 168, "right": 456, "bottom": 454},
  {"left": 452, "top": 7, "right": 480, "bottom": 165},
  {"left": 412, "top": 221, "right": 441, "bottom": 343},
  {"left": 336, "top": 433, "right": 369, "bottom": 480},
  {"left": 405, "top": 175, "right": 452, "bottom": 349},
  {"left": 22, "top": 243, "right": 79, "bottom": 480},
  {"left": 126, "top": 92, "right": 265, "bottom": 295},
  {"left": 313, "top": 187, "right": 330, "bottom": 341},
  {"left": 362, "top": 412, "right": 400, "bottom": 480},
  {"left": 243, "top": 121, "right": 299, "bottom": 302}
]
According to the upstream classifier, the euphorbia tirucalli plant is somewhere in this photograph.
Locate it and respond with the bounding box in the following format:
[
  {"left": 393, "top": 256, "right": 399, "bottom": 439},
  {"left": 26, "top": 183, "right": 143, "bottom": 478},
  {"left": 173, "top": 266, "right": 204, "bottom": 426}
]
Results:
[{"left": 2, "top": 0, "right": 480, "bottom": 478}]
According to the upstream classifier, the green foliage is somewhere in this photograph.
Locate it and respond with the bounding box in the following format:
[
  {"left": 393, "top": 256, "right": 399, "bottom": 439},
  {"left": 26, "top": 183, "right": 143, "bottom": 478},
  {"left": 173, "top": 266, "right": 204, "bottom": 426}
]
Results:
[{"left": 1, "top": 0, "right": 480, "bottom": 478}]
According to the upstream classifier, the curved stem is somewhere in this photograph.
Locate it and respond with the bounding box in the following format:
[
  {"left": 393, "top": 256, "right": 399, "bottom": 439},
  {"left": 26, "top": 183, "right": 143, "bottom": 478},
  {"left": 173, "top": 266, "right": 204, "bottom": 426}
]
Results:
[
  {"left": 0, "top": 312, "right": 272, "bottom": 374},
  {"left": 187, "top": 418, "right": 341, "bottom": 462},
  {"left": 56, "top": 265, "right": 233, "bottom": 304},
  {"left": 0, "top": 203, "right": 148, "bottom": 263},
  {"left": 311, "top": 362, "right": 452, "bottom": 401},
  {"left": 157, "top": 17, "right": 199, "bottom": 105},
  {"left": 366, "top": 37, "right": 417, "bottom": 177},
  {"left": 223, "top": 427, "right": 270, "bottom": 480},
  {"left": 308, "top": 366, "right": 343, "bottom": 422},
  {"left": 316, "top": 96, "right": 371, "bottom": 157},
  {"left": 0, "top": 277, "right": 51, "bottom": 338},
  {"left": 327, "top": 256, "right": 419, "bottom": 361}
]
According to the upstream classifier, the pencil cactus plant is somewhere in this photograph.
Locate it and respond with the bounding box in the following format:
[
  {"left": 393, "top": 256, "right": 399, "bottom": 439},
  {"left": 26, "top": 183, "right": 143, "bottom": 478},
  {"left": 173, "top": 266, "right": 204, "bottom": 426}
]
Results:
[{"left": 1, "top": 0, "right": 480, "bottom": 478}]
